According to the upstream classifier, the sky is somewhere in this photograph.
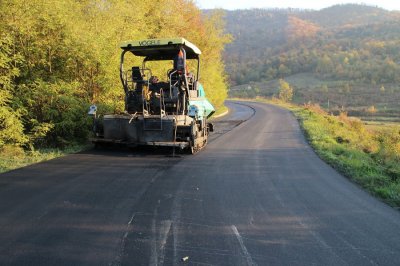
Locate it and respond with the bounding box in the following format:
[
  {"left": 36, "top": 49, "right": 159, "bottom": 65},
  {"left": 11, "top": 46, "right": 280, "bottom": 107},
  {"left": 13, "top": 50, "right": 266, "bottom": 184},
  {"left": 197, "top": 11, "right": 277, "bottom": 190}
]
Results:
[{"left": 195, "top": 0, "right": 400, "bottom": 11}]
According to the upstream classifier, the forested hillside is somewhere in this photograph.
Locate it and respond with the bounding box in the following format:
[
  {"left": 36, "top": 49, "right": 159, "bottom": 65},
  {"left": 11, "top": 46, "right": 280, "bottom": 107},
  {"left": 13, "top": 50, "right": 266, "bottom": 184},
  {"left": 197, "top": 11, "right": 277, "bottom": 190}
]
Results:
[
  {"left": 224, "top": 4, "right": 400, "bottom": 119},
  {"left": 0, "top": 0, "right": 230, "bottom": 152},
  {"left": 225, "top": 4, "right": 400, "bottom": 85}
]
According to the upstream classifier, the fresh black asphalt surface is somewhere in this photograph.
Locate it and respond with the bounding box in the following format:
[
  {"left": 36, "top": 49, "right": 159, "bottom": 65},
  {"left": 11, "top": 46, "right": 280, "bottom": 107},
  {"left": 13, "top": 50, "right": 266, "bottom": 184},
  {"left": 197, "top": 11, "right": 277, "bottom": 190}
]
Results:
[{"left": 1, "top": 101, "right": 400, "bottom": 265}]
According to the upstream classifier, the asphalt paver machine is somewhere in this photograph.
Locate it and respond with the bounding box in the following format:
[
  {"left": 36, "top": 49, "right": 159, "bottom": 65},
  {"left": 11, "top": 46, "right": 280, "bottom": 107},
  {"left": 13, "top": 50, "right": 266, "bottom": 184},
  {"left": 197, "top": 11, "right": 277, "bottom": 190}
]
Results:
[{"left": 90, "top": 38, "right": 215, "bottom": 153}]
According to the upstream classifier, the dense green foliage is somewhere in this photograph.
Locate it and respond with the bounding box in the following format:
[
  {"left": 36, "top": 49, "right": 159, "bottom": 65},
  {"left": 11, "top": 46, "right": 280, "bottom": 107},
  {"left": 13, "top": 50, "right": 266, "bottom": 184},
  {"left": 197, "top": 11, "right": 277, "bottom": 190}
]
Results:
[
  {"left": 224, "top": 4, "right": 400, "bottom": 118},
  {"left": 0, "top": 0, "right": 230, "bottom": 152}
]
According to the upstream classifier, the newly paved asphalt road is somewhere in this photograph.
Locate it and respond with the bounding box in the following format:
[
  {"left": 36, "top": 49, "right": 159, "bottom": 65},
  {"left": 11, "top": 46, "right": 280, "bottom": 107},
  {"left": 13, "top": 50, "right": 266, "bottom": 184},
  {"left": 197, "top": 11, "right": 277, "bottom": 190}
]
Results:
[{"left": 1, "top": 101, "right": 400, "bottom": 265}]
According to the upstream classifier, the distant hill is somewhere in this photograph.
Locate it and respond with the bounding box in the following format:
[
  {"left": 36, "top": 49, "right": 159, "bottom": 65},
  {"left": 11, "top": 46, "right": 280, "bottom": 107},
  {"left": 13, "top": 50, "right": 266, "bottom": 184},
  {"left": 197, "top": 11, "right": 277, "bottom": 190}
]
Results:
[
  {"left": 219, "top": 4, "right": 400, "bottom": 119},
  {"left": 223, "top": 4, "right": 400, "bottom": 86},
  {"left": 298, "top": 4, "right": 395, "bottom": 28}
]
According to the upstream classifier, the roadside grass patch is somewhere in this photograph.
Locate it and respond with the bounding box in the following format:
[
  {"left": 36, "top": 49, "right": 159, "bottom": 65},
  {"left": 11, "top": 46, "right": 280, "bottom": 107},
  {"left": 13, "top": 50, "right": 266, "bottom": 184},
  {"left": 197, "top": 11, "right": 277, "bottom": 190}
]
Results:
[
  {"left": 0, "top": 144, "right": 87, "bottom": 173},
  {"left": 294, "top": 103, "right": 400, "bottom": 207},
  {"left": 212, "top": 105, "right": 229, "bottom": 118}
]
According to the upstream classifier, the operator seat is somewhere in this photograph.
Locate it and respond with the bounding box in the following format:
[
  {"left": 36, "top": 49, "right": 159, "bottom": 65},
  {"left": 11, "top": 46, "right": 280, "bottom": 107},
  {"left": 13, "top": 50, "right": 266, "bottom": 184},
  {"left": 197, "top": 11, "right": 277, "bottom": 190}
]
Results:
[
  {"left": 132, "top": 66, "right": 144, "bottom": 91},
  {"left": 126, "top": 66, "right": 145, "bottom": 114}
]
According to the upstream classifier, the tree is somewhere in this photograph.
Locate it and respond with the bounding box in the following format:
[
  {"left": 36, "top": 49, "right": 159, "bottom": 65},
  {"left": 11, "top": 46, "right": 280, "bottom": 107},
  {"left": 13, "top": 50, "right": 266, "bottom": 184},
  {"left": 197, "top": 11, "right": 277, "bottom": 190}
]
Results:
[
  {"left": 265, "top": 67, "right": 277, "bottom": 80},
  {"left": 0, "top": 34, "right": 28, "bottom": 149},
  {"left": 278, "top": 79, "right": 293, "bottom": 102},
  {"left": 321, "top": 84, "right": 329, "bottom": 93},
  {"left": 366, "top": 105, "right": 377, "bottom": 114},
  {"left": 278, "top": 64, "right": 291, "bottom": 77}
]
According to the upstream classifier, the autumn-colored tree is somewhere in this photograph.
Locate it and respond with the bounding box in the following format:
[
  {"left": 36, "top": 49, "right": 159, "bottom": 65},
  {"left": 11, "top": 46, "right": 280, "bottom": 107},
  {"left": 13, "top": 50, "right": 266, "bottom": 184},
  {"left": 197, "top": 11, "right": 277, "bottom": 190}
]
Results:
[
  {"left": 278, "top": 79, "right": 293, "bottom": 102},
  {"left": 366, "top": 105, "right": 377, "bottom": 114}
]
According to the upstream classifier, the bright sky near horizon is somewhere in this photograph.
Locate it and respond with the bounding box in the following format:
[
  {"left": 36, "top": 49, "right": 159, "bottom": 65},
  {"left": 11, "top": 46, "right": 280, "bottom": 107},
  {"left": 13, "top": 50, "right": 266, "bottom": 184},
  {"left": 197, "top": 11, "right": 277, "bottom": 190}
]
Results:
[{"left": 195, "top": 0, "right": 400, "bottom": 11}]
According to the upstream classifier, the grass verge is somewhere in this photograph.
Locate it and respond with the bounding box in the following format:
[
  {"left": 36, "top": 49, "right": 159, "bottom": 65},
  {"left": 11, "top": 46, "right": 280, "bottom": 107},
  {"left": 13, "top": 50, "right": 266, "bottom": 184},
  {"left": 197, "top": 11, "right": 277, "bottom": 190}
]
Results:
[
  {"left": 0, "top": 144, "right": 88, "bottom": 174},
  {"left": 212, "top": 105, "right": 229, "bottom": 118},
  {"left": 231, "top": 97, "right": 400, "bottom": 207}
]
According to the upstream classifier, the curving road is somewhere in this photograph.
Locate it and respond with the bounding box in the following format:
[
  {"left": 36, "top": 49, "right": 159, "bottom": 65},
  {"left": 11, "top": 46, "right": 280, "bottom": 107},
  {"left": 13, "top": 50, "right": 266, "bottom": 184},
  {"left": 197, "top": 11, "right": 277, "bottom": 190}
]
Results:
[{"left": 1, "top": 101, "right": 400, "bottom": 265}]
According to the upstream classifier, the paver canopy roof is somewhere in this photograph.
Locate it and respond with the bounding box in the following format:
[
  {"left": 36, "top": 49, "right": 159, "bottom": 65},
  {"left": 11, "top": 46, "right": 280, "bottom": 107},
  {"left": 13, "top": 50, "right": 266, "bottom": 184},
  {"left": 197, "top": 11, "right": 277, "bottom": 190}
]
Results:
[{"left": 120, "top": 38, "right": 201, "bottom": 60}]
